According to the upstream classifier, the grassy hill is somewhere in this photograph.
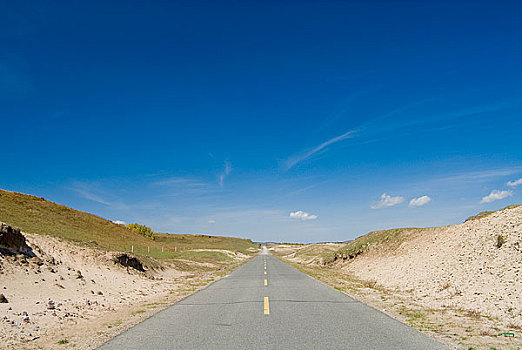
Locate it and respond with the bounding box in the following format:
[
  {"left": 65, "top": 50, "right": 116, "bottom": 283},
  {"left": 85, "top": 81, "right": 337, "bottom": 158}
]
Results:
[{"left": 0, "top": 189, "right": 258, "bottom": 266}]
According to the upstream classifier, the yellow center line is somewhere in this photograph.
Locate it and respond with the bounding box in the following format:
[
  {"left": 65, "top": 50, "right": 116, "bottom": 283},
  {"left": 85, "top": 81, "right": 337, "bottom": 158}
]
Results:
[
  {"left": 264, "top": 279, "right": 267, "bottom": 286},
  {"left": 264, "top": 271, "right": 267, "bottom": 275},
  {"left": 264, "top": 297, "right": 270, "bottom": 315}
]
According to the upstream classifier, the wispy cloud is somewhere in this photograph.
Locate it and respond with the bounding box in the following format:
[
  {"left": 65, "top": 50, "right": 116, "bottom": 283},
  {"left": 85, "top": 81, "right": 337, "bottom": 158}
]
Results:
[
  {"left": 113, "top": 220, "right": 126, "bottom": 225},
  {"left": 284, "top": 100, "right": 512, "bottom": 171},
  {"left": 151, "top": 176, "right": 211, "bottom": 196},
  {"left": 284, "top": 101, "right": 427, "bottom": 170},
  {"left": 507, "top": 178, "right": 522, "bottom": 187},
  {"left": 282, "top": 183, "right": 323, "bottom": 198},
  {"left": 371, "top": 193, "right": 405, "bottom": 209},
  {"left": 438, "top": 167, "right": 522, "bottom": 183},
  {"left": 409, "top": 195, "right": 432, "bottom": 207},
  {"left": 480, "top": 190, "right": 513, "bottom": 204},
  {"left": 152, "top": 177, "right": 207, "bottom": 188},
  {"left": 285, "top": 130, "right": 357, "bottom": 170},
  {"left": 218, "top": 160, "right": 232, "bottom": 188},
  {"left": 69, "top": 181, "right": 113, "bottom": 206},
  {"left": 289, "top": 210, "right": 318, "bottom": 221},
  {"left": 66, "top": 180, "right": 131, "bottom": 210}
]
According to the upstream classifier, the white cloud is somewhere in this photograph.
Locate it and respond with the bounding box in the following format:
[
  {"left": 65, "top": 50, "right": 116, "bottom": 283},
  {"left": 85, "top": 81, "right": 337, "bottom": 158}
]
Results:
[
  {"left": 113, "top": 220, "right": 126, "bottom": 225},
  {"left": 208, "top": 219, "right": 216, "bottom": 224},
  {"left": 218, "top": 160, "right": 232, "bottom": 188},
  {"left": 371, "top": 193, "right": 405, "bottom": 209},
  {"left": 507, "top": 178, "right": 522, "bottom": 187},
  {"left": 285, "top": 130, "right": 356, "bottom": 170},
  {"left": 409, "top": 195, "right": 432, "bottom": 208},
  {"left": 289, "top": 210, "right": 318, "bottom": 221},
  {"left": 480, "top": 190, "right": 513, "bottom": 204}
]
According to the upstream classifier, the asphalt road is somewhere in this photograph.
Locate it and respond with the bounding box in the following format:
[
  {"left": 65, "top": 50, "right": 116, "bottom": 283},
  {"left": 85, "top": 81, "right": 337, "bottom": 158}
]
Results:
[{"left": 98, "top": 252, "right": 448, "bottom": 349}]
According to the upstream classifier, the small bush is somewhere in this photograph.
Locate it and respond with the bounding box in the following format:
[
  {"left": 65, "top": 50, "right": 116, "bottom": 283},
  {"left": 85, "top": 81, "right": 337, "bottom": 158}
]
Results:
[
  {"left": 440, "top": 282, "right": 451, "bottom": 291},
  {"left": 126, "top": 223, "right": 155, "bottom": 240},
  {"left": 464, "top": 309, "right": 482, "bottom": 319},
  {"left": 58, "top": 339, "right": 69, "bottom": 344},
  {"left": 362, "top": 280, "right": 377, "bottom": 289},
  {"left": 412, "top": 311, "right": 425, "bottom": 319},
  {"left": 496, "top": 234, "right": 505, "bottom": 248}
]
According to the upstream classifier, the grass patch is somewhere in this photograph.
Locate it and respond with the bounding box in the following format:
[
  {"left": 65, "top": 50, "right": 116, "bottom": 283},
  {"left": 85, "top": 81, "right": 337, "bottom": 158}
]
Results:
[
  {"left": 57, "top": 339, "right": 69, "bottom": 345},
  {"left": 107, "top": 320, "right": 122, "bottom": 329},
  {"left": 464, "top": 205, "right": 520, "bottom": 222},
  {"left": 169, "top": 250, "right": 234, "bottom": 264}
]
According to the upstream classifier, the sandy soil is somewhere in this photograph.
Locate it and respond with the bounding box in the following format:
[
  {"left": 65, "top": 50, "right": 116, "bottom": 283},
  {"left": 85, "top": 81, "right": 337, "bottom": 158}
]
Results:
[
  {"left": 0, "top": 232, "right": 251, "bottom": 349},
  {"left": 342, "top": 206, "right": 522, "bottom": 328}
]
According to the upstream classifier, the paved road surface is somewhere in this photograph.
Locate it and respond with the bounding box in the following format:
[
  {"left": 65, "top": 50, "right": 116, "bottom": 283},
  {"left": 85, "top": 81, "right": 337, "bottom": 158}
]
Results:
[{"left": 98, "top": 253, "right": 448, "bottom": 349}]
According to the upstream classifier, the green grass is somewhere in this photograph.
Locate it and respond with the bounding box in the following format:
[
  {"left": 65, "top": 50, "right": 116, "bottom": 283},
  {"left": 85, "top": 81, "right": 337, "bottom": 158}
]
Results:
[
  {"left": 107, "top": 320, "right": 122, "bottom": 328},
  {"left": 57, "top": 339, "right": 69, "bottom": 345},
  {"left": 0, "top": 189, "right": 258, "bottom": 267},
  {"left": 330, "top": 227, "right": 426, "bottom": 263},
  {"left": 464, "top": 204, "right": 520, "bottom": 222}
]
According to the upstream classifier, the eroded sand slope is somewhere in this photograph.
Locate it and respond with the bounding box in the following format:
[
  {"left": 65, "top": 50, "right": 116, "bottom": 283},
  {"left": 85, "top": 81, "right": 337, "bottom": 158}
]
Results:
[
  {"left": 340, "top": 206, "right": 522, "bottom": 326},
  {"left": 0, "top": 225, "right": 252, "bottom": 349}
]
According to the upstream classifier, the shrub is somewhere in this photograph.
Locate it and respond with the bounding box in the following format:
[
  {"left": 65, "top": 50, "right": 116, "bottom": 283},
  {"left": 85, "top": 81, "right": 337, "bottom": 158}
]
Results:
[
  {"left": 126, "top": 223, "right": 155, "bottom": 240},
  {"left": 496, "top": 234, "right": 505, "bottom": 248}
]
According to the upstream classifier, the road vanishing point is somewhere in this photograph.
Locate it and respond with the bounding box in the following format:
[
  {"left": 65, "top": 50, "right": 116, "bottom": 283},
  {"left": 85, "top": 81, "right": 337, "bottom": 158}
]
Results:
[{"left": 98, "top": 253, "right": 448, "bottom": 349}]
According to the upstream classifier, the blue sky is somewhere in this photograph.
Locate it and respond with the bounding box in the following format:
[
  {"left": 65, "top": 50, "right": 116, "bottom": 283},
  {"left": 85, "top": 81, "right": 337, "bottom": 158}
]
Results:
[{"left": 2, "top": 0, "right": 522, "bottom": 242}]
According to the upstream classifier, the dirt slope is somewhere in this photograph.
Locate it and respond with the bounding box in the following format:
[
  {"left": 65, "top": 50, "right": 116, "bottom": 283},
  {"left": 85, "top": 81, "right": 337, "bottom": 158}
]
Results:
[{"left": 338, "top": 205, "right": 522, "bottom": 326}]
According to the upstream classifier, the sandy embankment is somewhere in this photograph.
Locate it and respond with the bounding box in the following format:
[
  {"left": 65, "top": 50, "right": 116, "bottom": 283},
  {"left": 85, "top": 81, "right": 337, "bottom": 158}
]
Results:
[
  {"left": 342, "top": 206, "right": 522, "bottom": 327},
  {"left": 0, "top": 227, "right": 250, "bottom": 349}
]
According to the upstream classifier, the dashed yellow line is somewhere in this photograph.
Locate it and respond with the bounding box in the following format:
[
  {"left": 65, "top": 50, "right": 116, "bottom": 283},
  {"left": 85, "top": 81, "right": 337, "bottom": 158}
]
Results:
[
  {"left": 264, "top": 279, "right": 267, "bottom": 286},
  {"left": 264, "top": 297, "right": 270, "bottom": 315},
  {"left": 264, "top": 271, "right": 267, "bottom": 275}
]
